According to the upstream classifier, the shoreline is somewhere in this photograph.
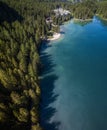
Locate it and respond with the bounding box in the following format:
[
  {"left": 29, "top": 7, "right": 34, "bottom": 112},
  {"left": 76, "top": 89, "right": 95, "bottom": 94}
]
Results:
[
  {"left": 47, "top": 32, "right": 61, "bottom": 41},
  {"left": 73, "top": 18, "right": 92, "bottom": 22},
  {"left": 46, "top": 17, "right": 92, "bottom": 42},
  {"left": 95, "top": 14, "right": 107, "bottom": 21}
]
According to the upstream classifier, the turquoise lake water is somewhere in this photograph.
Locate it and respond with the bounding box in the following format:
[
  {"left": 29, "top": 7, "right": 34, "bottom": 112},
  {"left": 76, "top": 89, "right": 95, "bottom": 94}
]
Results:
[{"left": 40, "top": 17, "right": 107, "bottom": 130}]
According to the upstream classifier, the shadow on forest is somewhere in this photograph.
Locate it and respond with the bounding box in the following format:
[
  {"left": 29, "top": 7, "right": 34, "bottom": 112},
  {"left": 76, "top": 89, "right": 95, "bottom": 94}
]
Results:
[
  {"left": 40, "top": 44, "right": 60, "bottom": 130},
  {"left": 0, "top": 1, "right": 23, "bottom": 23}
]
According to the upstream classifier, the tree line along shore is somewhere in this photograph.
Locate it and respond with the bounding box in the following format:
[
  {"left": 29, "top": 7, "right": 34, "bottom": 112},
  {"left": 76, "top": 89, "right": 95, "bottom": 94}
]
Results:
[{"left": 0, "top": 0, "right": 107, "bottom": 130}]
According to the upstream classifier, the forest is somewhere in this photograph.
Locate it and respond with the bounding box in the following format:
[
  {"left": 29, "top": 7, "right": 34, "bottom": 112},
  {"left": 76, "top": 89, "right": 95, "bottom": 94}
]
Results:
[
  {"left": 71, "top": 0, "right": 107, "bottom": 20},
  {"left": 0, "top": 0, "right": 72, "bottom": 130},
  {"left": 0, "top": 0, "right": 107, "bottom": 130}
]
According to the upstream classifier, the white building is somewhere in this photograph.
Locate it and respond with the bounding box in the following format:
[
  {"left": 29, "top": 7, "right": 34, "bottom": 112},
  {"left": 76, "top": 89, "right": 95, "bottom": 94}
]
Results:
[{"left": 54, "top": 8, "right": 70, "bottom": 16}]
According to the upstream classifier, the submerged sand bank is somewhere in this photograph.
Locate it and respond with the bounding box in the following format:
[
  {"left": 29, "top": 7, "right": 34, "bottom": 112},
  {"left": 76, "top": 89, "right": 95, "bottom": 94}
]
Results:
[{"left": 47, "top": 33, "right": 61, "bottom": 41}]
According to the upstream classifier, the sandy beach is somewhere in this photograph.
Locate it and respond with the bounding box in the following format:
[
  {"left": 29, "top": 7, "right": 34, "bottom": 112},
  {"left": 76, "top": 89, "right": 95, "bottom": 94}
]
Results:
[{"left": 47, "top": 33, "right": 61, "bottom": 41}]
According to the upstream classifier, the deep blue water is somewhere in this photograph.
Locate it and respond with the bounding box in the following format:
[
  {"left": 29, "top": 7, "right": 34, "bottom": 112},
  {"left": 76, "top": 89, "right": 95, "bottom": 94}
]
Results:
[{"left": 40, "top": 17, "right": 107, "bottom": 130}]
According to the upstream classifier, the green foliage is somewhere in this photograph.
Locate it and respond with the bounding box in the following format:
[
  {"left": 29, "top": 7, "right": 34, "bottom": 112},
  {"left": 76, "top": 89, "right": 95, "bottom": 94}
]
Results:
[
  {"left": 97, "top": 1, "right": 107, "bottom": 19},
  {"left": 72, "top": 1, "right": 97, "bottom": 19},
  {"left": 0, "top": 112, "right": 8, "bottom": 122},
  {"left": 0, "top": 0, "right": 106, "bottom": 130},
  {"left": 0, "top": 0, "right": 45, "bottom": 129},
  {"left": 31, "top": 124, "right": 43, "bottom": 130},
  {"left": 0, "top": 0, "right": 72, "bottom": 129},
  {"left": 13, "top": 108, "right": 29, "bottom": 122}
]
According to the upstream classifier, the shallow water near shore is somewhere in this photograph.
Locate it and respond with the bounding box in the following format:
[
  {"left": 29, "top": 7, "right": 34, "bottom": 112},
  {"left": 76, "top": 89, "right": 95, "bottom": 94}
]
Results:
[{"left": 40, "top": 17, "right": 107, "bottom": 130}]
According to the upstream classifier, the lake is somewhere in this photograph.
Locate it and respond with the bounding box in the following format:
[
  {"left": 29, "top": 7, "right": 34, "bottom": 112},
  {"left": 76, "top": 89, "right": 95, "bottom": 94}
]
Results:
[{"left": 40, "top": 16, "right": 107, "bottom": 130}]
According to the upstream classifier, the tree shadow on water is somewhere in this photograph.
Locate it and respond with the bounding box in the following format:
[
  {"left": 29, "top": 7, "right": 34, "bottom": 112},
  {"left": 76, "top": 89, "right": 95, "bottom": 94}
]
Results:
[
  {"left": 40, "top": 75, "right": 60, "bottom": 130},
  {"left": 40, "top": 47, "right": 60, "bottom": 130},
  {"left": 60, "top": 31, "right": 65, "bottom": 34},
  {"left": 40, "top": 52, "right": 56, "bottom": 75}
]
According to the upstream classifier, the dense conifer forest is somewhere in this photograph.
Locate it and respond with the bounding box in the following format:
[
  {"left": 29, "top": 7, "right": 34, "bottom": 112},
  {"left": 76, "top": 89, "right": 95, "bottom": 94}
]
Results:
[
  {"left": 0, "top": 0, "right": 72, "bottom": 130},
  {"left": 0, "top": 0, "right": 107, "bottom": 130},
  {"left": 71, "top": 0, "right": 107, "bottom": 20}
]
